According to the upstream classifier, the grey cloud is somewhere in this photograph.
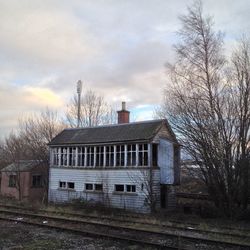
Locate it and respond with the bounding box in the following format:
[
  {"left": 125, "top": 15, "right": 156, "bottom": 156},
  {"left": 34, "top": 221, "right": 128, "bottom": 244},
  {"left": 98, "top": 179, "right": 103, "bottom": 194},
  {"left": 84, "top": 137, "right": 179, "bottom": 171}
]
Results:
[{"left": 0, "top": 0, "right": 250, "bottom": 138}]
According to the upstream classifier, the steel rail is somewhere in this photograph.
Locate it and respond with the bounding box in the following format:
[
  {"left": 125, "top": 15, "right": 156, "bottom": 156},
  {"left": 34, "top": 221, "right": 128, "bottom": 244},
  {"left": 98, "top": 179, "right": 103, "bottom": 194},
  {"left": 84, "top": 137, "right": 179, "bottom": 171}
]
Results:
[
  {"left": 0, "top": 214, "right": 179, "bottom": 250},
  {"left": 0, "top": 203, "right": 248, "bottom": 241},
  {"left": 0, "top": 208, "right": 249, "bottom": 249}
]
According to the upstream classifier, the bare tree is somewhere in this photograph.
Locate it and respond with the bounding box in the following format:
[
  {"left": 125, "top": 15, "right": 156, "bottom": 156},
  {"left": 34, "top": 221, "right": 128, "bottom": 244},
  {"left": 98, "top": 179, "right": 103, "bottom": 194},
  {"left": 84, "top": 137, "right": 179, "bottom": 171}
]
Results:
[
  {"left": 0, "top": 140, "right": 9, "bottom": 169},
  {"left": 230, "top": 38, "right": 250, "bottom": 210},
  {"left": 66, "top": 89, "right": 116, "bottom": 127},
  {"left": 1, "top": 109, "right": 65, "bottom": 202},
  {"left": 157, "top": 1, "right": 250, "bottom": 216},
  {"left": 19, "top": 108, "right": 66, "bottom": 163}
]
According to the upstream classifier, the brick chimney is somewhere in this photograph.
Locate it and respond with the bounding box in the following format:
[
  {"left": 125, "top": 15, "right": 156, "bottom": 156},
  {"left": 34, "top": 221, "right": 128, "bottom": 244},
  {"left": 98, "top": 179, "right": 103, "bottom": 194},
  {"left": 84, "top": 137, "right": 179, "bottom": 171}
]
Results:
[{"left": 117, "top": 102, "right": 130, "bottom": 124}]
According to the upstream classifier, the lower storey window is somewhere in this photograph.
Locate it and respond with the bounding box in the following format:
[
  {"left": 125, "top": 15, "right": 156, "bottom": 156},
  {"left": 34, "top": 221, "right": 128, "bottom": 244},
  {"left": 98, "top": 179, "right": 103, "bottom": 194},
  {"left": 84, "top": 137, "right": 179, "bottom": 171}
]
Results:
[
  {"left": 115, "top": 184, "right": 124, "bottom": 192},
  {"left": 59, "top": 181, "right": 66, "bottom": 188},
  {"left": 114, "top": 184, "right": 136, "bottom": 193},
  {"left": 67, "top": 182, "right": 75, "bottom": 189},
  {"left": 59, "top": 181, "right": 75, "bottom": 190},
  {"left": 126, "top": 184, "right": 136, "bottom": 193},
  {"left": 85, "top": 183, "right": 93, "bottom": 190},
  {"left": 95, "top": 184, "right": 103, "bottom": 191},
  {"left": 85, "top": 183, "right": 103, "bottom": 191}
]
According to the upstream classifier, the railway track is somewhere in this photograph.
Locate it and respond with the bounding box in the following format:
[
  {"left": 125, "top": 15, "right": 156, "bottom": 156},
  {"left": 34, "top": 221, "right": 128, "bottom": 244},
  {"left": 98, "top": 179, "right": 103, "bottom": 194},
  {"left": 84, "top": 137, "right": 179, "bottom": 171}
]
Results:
[
  {"left": 0, "top": 205, "right": 249, "bottom": 249},
  {"left": 0, "top": 203, "right": 249, "bottom": 242}
]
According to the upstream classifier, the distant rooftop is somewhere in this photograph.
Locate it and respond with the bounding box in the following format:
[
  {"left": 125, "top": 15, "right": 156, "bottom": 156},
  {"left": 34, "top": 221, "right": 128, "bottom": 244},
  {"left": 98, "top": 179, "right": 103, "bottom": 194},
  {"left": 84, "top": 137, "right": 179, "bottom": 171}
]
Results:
[{"left": 1, "top": 160, "right": 43, "bottom": 172}]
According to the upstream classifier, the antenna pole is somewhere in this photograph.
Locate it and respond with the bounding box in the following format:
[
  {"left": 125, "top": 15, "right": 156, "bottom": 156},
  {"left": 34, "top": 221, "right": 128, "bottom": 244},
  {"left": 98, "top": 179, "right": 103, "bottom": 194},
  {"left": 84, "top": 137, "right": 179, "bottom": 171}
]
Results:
[{"left": 76, "top": 80, "right": 82, "bottom": 128}]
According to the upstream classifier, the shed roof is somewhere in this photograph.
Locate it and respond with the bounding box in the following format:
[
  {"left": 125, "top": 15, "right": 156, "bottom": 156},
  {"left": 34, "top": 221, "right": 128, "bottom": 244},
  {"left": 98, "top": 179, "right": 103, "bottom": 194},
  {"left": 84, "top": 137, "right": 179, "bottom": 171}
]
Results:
[
  {"left": 1, "top": 160, "right": 42, "bottom": 172},
  {"left": 49, "top": 119, "right": 176, "bottom": 146}
]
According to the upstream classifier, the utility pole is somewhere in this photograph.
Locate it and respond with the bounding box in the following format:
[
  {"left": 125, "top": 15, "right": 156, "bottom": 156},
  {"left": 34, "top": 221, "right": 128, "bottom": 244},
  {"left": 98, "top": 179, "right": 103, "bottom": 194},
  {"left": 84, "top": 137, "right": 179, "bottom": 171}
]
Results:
[{"left": 76, "top": 80, "right": 82, "bottom": 128}]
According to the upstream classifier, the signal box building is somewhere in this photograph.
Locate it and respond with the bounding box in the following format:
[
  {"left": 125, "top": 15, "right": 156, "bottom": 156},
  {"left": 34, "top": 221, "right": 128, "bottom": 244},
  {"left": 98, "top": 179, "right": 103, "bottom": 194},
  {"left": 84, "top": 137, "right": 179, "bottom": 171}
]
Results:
[{"left": 48, "top": 103, "right": 180, "bottom": 213}]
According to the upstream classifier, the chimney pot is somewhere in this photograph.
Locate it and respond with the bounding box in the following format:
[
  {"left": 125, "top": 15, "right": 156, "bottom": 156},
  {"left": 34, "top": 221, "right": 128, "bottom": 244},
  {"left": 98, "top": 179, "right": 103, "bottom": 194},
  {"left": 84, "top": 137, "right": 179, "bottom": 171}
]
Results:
[
  {"left": 122, "top": 101, "right": 126, "bottom": 110},
  {"left": 117, "top": 102, "right": 130, "bottom": 124}
]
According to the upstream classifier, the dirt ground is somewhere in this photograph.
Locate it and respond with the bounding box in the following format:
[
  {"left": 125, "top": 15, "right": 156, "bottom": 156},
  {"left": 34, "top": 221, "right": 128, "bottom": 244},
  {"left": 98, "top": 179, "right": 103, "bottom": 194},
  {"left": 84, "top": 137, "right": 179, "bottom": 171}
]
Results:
[{"left": 0, "top": 220, "right": 151, "bottom": 250}]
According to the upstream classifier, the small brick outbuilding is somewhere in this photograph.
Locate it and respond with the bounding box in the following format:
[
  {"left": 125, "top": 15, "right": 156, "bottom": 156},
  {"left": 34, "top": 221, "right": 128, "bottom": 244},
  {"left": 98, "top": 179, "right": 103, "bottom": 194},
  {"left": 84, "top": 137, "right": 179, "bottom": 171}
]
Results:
[{"left": 0, "top": 160, "right": 48, "bottom": 202}]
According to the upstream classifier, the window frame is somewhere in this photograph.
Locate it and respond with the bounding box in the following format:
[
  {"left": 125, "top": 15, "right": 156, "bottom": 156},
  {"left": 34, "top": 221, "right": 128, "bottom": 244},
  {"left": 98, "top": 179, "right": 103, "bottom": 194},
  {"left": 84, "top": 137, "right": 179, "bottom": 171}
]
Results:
[
  {"left": 67, "top": 182, "right": 75, "bottom": 190},
  {"left": 9, "top": 174, "right": 17, "bottom": 188},
  {"left": 126, "top": 184, "right": 136, "bottom": 193},
  {"left": 85, "top": 183, "right": 93, "bottom": 191},
  {"left": 114, "top": 184, "right": 124, "bottom": 192},
  {"left": 114, "top": 184, "right": 137, "bottom": 194},
  {"left": 85, "top": 183, "right": 103, "bottom": 192},
  {"left": 94, "top": 184, "right": 103, "bottom": 191},
  {"left": 31, "top": 174, "right": 43, "bottom": 188},
  {"left": 59, "top": 181, "right": 66, "bottom": 189}
]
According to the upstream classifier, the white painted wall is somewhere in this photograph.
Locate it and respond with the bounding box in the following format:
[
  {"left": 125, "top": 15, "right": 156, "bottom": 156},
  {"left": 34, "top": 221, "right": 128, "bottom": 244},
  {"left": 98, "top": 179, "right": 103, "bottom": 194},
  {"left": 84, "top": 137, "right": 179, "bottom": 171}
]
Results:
[
  {"left": 158, "top": 139, "right": 174, "bottom": 184},
  {"left": 49, "top": 167, "right": 160, "bottom": 213}
]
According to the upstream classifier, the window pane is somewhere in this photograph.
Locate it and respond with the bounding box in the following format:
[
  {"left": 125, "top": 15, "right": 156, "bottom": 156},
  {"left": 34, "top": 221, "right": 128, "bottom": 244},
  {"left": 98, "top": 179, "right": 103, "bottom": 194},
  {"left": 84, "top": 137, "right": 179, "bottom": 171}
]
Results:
[
  {"left": 32, "top": 175, "right": 42, "bottom": 187},
  {"left": 59, "top": 181, "right": 66, "bottom": 188},
  {"left": 67, "top": 182, "right": 75, "bottom": 189},
  {"left": 95, "top": 184, "right": 103, "bottom": 191},
  {"left": 9, "top": 175, "right": 16, "bottom": 187},
  {"left": 115, "top": 184, "right": 124, "bottom": 192},
  {"left": 126, "top": 185, "right": 136, "bottom": 192},
  {"left": 152, "top": 144, "right": 158, "bottom": 166},
  {"left": 85, "top": 183, "right": 93, "bottom": 190}
]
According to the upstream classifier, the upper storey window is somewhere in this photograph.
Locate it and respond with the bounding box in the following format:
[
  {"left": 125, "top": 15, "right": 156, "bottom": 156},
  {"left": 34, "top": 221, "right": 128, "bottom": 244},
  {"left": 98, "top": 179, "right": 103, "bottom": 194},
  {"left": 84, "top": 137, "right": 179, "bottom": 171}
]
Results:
[
  {"left": 138, "top": 144, "right": 148, "bottom": 166},
  {"left": 52, "top": 148, "right": 59, "bottom": 165},
  {"left": 116, "top": 145, "right": 125, "bottom": 166},
  {"left": 106, "top": 145, "right": 114, "bottom": 167},
  {"left": 127, "top": 144, "right": 136, "bottom": 166},
  {"left": 52, "top": 143, "right": 150, "bottom": 168},
  {"left": 61, "top": 147, "right": 67, "bottom": 166},
  {"left": 69, "top": 147, "right": 76, "bottom": 166},
  {"left": 86, "top": 147, "right": 95, "bottom": 167}
]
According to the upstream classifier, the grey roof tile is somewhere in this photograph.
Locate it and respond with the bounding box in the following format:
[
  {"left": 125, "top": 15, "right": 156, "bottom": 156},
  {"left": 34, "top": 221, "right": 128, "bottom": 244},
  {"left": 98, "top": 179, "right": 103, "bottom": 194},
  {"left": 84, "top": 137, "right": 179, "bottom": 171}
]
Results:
[{"left": 49, "top": 119, "right": 171, "bottom": 146}]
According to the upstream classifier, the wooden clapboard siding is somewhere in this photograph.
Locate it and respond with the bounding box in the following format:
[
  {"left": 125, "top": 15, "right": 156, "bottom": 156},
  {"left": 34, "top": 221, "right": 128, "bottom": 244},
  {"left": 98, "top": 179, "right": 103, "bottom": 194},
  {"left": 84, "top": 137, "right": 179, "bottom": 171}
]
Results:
[
  {"left": 152, "top": 124, "right": 180, "bottom": 185},
  {"left": 152, "top": 123, "right": 173, "bottom": 143},
  {"left": 49, "top": 168, "right": 160, "bottom": 213},
  {"left": 158, "top": 139, "right": 174, "bottom": 184}
]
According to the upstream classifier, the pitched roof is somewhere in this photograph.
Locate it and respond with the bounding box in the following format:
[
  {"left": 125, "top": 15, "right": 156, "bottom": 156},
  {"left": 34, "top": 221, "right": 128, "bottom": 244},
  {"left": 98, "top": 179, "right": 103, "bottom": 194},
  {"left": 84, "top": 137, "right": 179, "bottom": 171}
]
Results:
[
  {"left": 1, "top": 160, "right": 42, "bottom": 172},
  {"left": 49, "top": 119, "right": 175, "bottom": 146}
]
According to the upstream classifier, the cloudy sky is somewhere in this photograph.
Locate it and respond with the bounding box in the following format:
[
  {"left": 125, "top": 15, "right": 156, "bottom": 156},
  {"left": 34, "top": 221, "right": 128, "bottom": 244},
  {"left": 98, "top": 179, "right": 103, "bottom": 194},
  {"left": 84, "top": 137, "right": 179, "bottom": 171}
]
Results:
[{"left": 0, "top": 0, "right": 249, "bottom": 139}]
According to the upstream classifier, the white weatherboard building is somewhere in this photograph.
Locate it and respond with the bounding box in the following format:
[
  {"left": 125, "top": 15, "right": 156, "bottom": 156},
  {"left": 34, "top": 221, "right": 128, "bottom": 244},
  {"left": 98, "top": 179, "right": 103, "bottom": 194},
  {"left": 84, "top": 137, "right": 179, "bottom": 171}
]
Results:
[{"left": 48, "top": 103, "right": 180, "bottom": 213}]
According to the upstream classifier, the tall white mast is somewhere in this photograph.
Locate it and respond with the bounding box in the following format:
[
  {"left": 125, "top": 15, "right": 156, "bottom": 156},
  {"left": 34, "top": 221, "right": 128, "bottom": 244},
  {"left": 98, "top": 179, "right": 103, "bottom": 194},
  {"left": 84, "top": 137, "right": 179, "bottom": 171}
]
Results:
[{"left": 76, "top": 80, "right": 82, "bottom": 128}]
